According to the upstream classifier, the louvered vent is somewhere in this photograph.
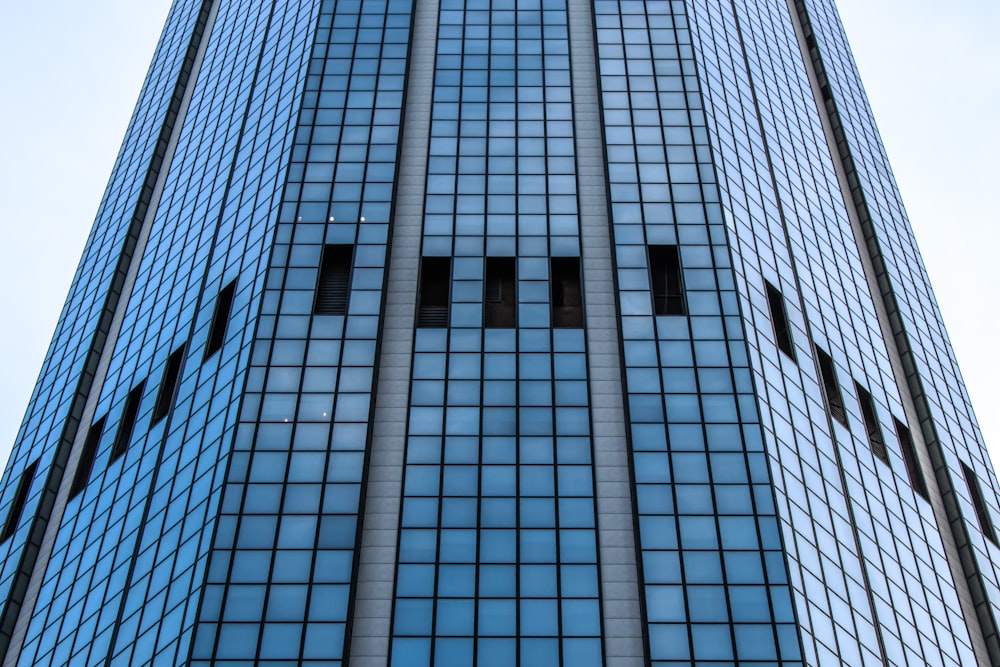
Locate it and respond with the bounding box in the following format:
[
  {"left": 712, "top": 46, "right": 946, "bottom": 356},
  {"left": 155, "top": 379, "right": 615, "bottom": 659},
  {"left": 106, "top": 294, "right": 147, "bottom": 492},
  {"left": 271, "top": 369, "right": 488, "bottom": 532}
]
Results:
[
  {"left": 110, "top": 381, "right": 146, "bottom": 463},
  {"left": 484, "top": 257, "right": 516, "bottom": 328},
  {"left": 418, "top": 306, "right": 450, "bottom": 328},
  {"left": 648, "top": 245, "right": 685, "bottom": 315},
  {"left": 551, "top": 257, "right": 583, "bottom": 328},
  {"left": 417, "top": 257, "right": 451, "bottom": 328},
  {"left": 205, "top": 280, "right": 236, "bottom": 360},
  {"left": 485, "top": 282, "right": 503, "bottom": 303},
  {"left": 854, "top": 382, "right": 888, "bottom": 464},
  {"left": 314, "top": 245, "right": 353, "bottom": 315},
  {"left": 1, "top": 460, "right": 38, "bottom": 542},
  {"left": 152, "top": 344, "right": 186, "bottom": 425},
  {"left": 815, "top": 346, "right": 848, "bottom": 426},
  {"left": 765, "top": 280, "right": 795, "bottom": 359},
  {"left": 895, "top": 419, "right": 929, "bottom": 500},
  {"left": 70, "top": 417, "right": 106, "bottom": 499},
  {"left": 962, "top": 462, "right": 998, "bottom": 545}
]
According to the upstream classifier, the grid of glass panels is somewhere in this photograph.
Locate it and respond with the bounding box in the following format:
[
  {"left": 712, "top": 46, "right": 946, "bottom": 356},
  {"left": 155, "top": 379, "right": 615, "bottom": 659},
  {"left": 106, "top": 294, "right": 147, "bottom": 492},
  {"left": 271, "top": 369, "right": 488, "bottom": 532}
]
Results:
[
  {"left": 388, "top": 1, "right": 605, "bottom": 665},
  {"left": 684, "top": 1, "right": 876, "bottom": 664},
  {"left": 0, "top": 0, "right": 211, "bottom": 624},
  {"left": 191, "top": 0, "right": 414, "bottom": 663},
  {"left": 684, "top": 0, "right": 989, "bottom": 664},
  {"left": 12, "top": 2, "right": 323, "bottom": 665},
  {"left": 593, "top": 1, "right": 803, "bottom": 665},
  {"left": 1, "top": 0, "right": 997, "bottom": 665},
  {"left": 802, "top": 0, "right": 1000, "bottom": 642}
]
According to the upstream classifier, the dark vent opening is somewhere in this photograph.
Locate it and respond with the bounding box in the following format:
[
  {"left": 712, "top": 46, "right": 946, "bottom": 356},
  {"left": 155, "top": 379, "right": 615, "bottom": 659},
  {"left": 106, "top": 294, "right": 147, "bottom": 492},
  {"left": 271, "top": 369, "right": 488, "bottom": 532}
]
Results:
[
  {"left": 1, "top": 459, "right": 38, "bottom": 542},
  {"left": 894, "top": 418, "right": 928, "bottom": 500},
  {"left": 314, "top": 244, "right": 353, "bottom": 315},
  {"left": 110, "top": 381, "right": 146, "bottom": 463},
  {"left": 962, "top": 463, "right": 998, "bottom": 545},
  {"left": 765, "top": 281, "right": 795, "bottom": 359},
  {"left": 815, "top": 346, "right": 848, "bottom": 425},
  {"left": 152, "top": 344, "right": 186, "bottom": 425},
  {"left": 648, "top": 245, "right": 686, "bottom": 316},
  {"left": 205, "top": 280, "right": 236, "bottom": 360},
  {"left": 417, "top": 257, "right": 451, "bottom": 328},
  {"left": 70, "top": 417, "right": 106, "bottom": 499},
  {"left": 485, "top": 257, "right": 517, "bottom": 328},
  {"left": 854, "top": 383, "right": 888, "bottom": 463},
  {"left": 551, "top": 257, "right": 583, "bottom": 328}
]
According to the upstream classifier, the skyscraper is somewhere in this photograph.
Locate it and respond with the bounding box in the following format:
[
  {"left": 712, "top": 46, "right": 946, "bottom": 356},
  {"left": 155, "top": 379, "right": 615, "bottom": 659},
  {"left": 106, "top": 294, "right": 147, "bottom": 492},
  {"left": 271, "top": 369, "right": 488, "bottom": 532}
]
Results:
[{"left": 0, "top": 0, "right": 997, "bottom": 665}]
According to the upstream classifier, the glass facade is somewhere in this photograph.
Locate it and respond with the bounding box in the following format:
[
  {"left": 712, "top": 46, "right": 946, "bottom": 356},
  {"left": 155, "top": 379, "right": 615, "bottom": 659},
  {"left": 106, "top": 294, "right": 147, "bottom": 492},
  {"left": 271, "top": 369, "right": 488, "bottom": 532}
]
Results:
[
  {"left": 191, "top": 0, "right": 413, "bottom": 662},
  {"left": 388, "top": 3, "right": 605, "bottom": 665},
  {"left": 1, "top": 0, "right": 998, "bottom": 665},
  {"left": 593, "top": 2, "right": 801, "bottom": 664}
]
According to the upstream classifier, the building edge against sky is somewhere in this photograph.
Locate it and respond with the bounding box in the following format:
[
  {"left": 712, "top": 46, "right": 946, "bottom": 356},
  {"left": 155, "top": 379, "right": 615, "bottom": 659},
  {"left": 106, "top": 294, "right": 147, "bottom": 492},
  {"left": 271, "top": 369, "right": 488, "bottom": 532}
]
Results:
[
  {"left": 4, "top": 1, "right": 998, "bottom": 477},
  {"left": 0, "top": 1, "right": 998, "bottom": 666}
]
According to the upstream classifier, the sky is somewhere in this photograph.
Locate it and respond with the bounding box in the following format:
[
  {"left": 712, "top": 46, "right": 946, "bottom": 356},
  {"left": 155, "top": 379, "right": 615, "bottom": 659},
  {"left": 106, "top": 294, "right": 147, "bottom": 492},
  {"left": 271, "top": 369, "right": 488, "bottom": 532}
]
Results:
[{"left": 0, "top": 1, "right": 996, "bottom": 473}]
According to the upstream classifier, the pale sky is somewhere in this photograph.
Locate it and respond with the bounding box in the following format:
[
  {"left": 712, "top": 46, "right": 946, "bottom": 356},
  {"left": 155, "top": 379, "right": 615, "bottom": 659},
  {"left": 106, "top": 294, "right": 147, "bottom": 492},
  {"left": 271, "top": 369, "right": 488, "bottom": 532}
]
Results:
[{"left": 0, "top": 1, "right": 996, "bottom": 473}]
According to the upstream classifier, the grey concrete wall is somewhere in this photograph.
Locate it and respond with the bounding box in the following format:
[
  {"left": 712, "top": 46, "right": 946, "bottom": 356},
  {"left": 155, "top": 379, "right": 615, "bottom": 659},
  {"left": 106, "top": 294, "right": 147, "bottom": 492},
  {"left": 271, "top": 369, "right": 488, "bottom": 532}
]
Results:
[
  {"left": 567, "top": 0, "right": 647, "bottom": 664},
  {"left": 347, "top": 0, "right": 439, "bottom": 663}
]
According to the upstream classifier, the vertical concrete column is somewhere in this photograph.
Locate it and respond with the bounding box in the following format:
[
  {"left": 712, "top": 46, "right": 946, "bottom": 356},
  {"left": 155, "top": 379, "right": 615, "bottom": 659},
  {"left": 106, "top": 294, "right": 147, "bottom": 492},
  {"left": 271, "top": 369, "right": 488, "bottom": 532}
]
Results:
[
  {"left": 347, "top": 0, "right": 438, "bottom": 663},
  {"left": 566, "top": 1, "right": 647, "bottom": 665}
]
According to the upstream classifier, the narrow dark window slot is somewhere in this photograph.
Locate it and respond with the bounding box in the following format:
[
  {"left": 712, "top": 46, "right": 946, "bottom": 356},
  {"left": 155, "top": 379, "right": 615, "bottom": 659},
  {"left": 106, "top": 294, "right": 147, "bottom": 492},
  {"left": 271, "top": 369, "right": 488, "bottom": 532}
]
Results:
[
  {"left": 70, "top": 417, "right": 106, "bottom": 499},
  {"left": 764, "top": 281, "right": 795, "bottom": 359},
  {"left": 648, "top": 245, "right": 685, "bottom": 316},
  {"left": 152, "top": 344, "right": 186, "bottom": 425},
  {"left": 894, "top": 418, "right": 928, "bottom": 500},
  {"left": 854, "top": 383, "right": 888, "bottom": 463},
  {"left": 314, "top": 244, "right": 353, "bottom": 315},
  {"left": 110, "top": 381, "right": 146, "bottom": 463},
  {"left": 814, "top": 346, "right": 848, "bottom": 425},
  {"left": 1, "top": 459, "right": 38, "bottom": 542},
  {"left": 551, "top": 257, "right": 583, "bottom": 328},
  {"left": 962, "top": 462, "right": 998, "bottom": 545},
  {"left": 417, "top": 257, "right": 451, "bottom": 328},
  {"left": 484, "top": 257, "right": 517, "bottom": 328},
  {"left": 204, "top": 280, "right": 236, "bottom": 360}
]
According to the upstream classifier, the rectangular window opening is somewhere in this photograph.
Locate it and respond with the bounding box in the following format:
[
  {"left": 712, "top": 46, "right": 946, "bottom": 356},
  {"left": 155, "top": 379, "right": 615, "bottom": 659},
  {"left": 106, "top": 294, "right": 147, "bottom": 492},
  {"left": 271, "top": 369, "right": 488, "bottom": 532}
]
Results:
[
  {"left": 484, "top": 257, "right": 516, "bottom": 328},
  {"left": 765, "top": 281, "right": 795, "bottom": 359},
  {"left": 648, "top": 245, "right": 685, "bottom": 316},
  {"left": 314, "top": 244, "right": 353, "bottom": 315},
  {"left": 815, "top": 346, "right": 848, "bottom": 425},
  {"left": 894, "top": 418, "right": 929, "bottom": 500},
  {"left": 110, "top": 381, "right": 146, "bottom": 463},
  {"left": 70, "top": 417, "right": 106, "bottom": 499},
  {"left": 854, "top": 383, "right": 888, "bottom": 463},
  {"left": 551, "top": 257, "right": 583, "bottom": 328},
  {"left": 1, "top": 459, "right": 39, "bottom": 542},
  {"left": 152, "top": 344, "right": 186, "bottom": 425},
  {"left": 962, "top": 462, "right": 998, "bottom": 545},
  {"left": 417, "top": 257, "right": 451, "bottom": 328},
  {"left": 204, "top": 280, "right": 236, "bottom": 360}
]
